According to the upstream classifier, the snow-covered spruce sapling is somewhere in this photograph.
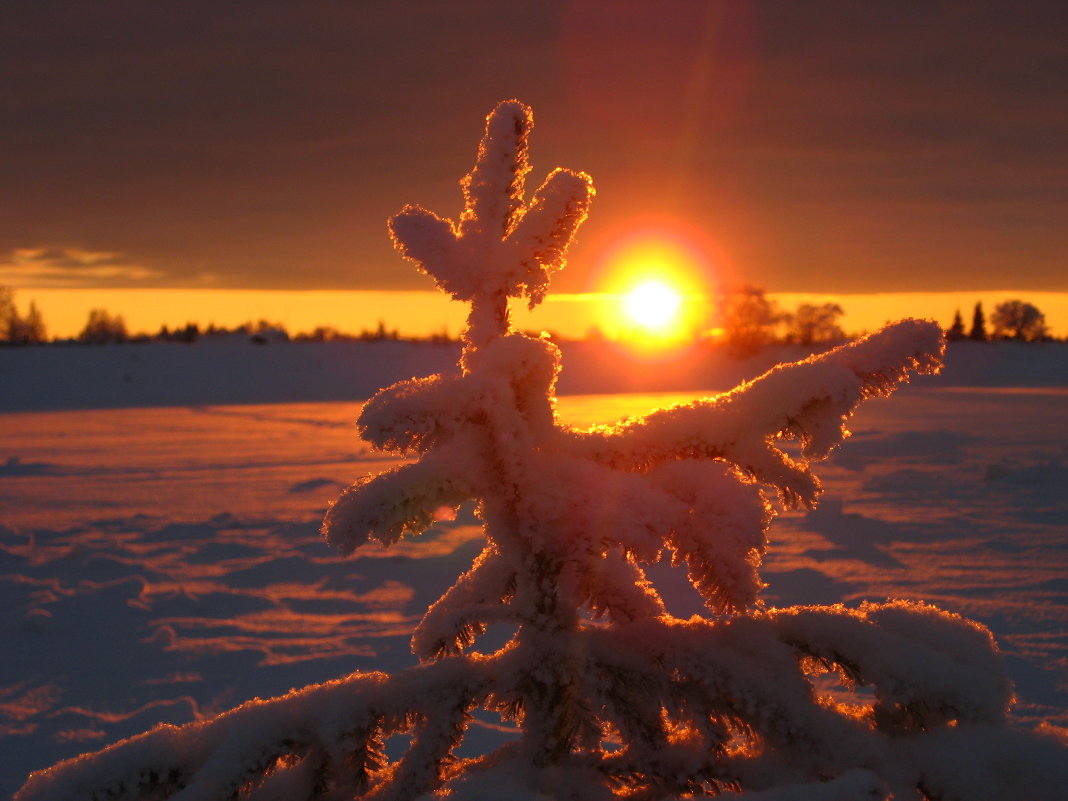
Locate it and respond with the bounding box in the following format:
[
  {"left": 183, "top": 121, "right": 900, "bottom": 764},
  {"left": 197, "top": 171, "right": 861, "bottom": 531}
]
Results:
[{"left": 18, "top": 101, "right": 1068, "bottom": 801}]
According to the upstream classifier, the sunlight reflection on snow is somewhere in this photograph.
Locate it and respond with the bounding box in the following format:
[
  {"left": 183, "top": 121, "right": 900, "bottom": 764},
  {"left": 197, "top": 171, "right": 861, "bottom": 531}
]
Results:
[{"left": 0, "top": 389, "right": 1066, "bottom": 795}]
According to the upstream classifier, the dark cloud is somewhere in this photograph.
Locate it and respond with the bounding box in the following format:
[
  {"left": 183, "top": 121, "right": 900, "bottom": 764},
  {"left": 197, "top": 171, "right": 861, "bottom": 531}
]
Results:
[
  {"left": 0, "top": 247, "right": 161, "bottom": 287},
  {"left": 20, "top": 248, "right": 134, "bottom": 270},
  {"left": 2, "top": 0, "right": 1065, "bottom": 293}
]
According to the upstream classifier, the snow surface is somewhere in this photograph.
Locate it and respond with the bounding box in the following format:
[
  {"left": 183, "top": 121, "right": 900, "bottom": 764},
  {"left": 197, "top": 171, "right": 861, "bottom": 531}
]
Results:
[
  {"left": 2, "top": 339, "right": 1066, "bottom": 414},
  {"left": 1, "top": 342, "right": 1066, "bottom": 797}
]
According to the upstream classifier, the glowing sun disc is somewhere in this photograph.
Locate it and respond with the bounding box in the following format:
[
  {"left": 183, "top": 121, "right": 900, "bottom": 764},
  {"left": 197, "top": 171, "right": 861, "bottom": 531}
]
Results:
[{"left": 624, "top": 280, "right": 683, "bottom": 331}]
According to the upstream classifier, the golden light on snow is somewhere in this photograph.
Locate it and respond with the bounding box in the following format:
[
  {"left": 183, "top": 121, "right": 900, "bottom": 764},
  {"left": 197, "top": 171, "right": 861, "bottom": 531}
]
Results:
[{"left": 623, "top": 279, "right": 684, "bottom": 333}]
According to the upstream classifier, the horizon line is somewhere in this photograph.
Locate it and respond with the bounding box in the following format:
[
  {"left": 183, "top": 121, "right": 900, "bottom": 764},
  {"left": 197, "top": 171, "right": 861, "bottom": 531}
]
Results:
[{"left": 10, "top": 287, "right": 1068, "bottom": 340}]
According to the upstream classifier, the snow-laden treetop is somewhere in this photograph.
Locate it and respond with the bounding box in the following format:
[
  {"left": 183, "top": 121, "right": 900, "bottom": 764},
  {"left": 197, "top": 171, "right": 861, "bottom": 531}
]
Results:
[{"left": 389, "top": 100, "right": 594, "bottom": 356}]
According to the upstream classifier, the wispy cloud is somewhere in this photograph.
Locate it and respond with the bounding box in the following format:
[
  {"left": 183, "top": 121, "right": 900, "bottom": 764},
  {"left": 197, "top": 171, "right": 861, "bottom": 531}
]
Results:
[{"left": 0, "top": 247, "right": 162, "bottom": 287}]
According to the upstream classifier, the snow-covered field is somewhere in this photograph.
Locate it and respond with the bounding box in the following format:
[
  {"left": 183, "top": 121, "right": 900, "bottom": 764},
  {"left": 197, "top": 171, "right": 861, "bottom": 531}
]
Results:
[{"left": 1, "top": 341, "right": 1066, "bottom": 796}]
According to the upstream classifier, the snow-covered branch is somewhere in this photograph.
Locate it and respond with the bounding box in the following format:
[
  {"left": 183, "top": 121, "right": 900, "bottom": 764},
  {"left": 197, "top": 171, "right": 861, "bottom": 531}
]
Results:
[
  {"left": 563, "top": 318, "right": 943, "bottom": 507},
  {"left": 322, "top": 448, "right": 478, "bottom": 553},
  {"left": 15, "top": 661, "right": 490, "bottom": 801}
]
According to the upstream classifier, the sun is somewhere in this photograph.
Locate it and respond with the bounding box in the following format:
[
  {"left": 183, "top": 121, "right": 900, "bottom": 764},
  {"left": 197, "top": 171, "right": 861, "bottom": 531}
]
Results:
[
  {"left": 586, "top": 223, "right": 724, "bottom": 344},
  {"left": 624, "top": 279, "right": 684, "bottom": 333}
]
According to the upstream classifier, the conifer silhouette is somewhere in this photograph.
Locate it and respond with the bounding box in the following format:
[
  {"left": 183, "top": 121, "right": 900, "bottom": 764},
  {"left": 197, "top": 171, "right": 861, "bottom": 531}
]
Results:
[
  {"left": 19, "top": 102, "right": 1067, "bottom": 801},
  {"left": 969, "top": 302, "right": 988, "bottom": 342},
  {"left": 946, "top": 308, "right": 966, "bottom": 341}
]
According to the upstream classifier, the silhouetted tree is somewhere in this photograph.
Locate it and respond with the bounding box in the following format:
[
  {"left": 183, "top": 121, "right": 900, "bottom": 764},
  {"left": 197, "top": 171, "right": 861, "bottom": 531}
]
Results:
[
  {"left": 0, "top": 287, "right": 18, "bottom": 343},
  {"left": 297, "top": 325, "right": 346, "bottom": 342},
  {"left": 968, "top": 301, "right": 987, "bottom": 341},
  {"left": 990, "top": 299, "right": 1049, "bottom": 342},
  {"left": 358, "top": 319, "right": 400, "bottom": 341},
  {"left": 717, "top": 284, "right": 783, "bottom": 353},
  {"left": 78, "top": 309, "right": 128, "bottom": 343},
  {"left": 244, "top": 319, "right": 289, "bottom": 344},
  {"left": 173, "top": 323, "right": 199, "bottom": 343},
  {"left": 785, "top": 302, "right": 845, "bottom": 346},
  {"left": 1, "top": 289, "right": 48, "bottom": 344},
  {"left": 946, "top": 309, "right": 966, "bottom": 341},
  {"left": 8, "top": 301, "right": 47, "bottom": 344}
]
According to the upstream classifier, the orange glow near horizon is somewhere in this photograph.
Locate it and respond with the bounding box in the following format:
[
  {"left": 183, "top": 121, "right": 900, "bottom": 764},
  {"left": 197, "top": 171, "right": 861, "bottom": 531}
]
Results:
[{"left": 11, "top": 287, "right": 1068, "bottom": 342}]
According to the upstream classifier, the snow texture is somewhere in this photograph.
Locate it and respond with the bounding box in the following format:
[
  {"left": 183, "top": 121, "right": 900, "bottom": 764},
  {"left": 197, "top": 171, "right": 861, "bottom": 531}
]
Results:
[{"left": 15, "top": 101, "right": 1067, "bottom": 800}]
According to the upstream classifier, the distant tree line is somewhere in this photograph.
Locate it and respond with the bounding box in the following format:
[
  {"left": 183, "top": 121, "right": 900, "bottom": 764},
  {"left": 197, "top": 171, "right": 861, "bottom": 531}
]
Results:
[
  {"left": 1, "top": 284, "right": 1062, "bottom": 349},
  {"left": 67, "top": 311, "right": 457, "bottom": 346},
  {"left": 714, "top": 287, "right": 1059, "bottom": 355},
  {"left": 946, "top": 300, "right": 1051, "bottom": 343},
  {"left": 86, "top": 317, "right": 425, "bottom": 345},
  {"left": 0, "top": 287, "right": 460, "bottom": 346}
]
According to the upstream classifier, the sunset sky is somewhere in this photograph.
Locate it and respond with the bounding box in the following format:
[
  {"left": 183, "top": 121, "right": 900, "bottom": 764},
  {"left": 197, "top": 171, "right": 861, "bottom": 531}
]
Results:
[{"left": 2, "top": 1, "right": 1066, "bottom": 335}]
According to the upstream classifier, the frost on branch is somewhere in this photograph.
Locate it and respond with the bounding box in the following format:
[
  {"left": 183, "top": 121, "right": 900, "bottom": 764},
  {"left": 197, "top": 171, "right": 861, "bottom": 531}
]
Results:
[
  {"left": 20, "top": 101, "right": 1068, "bottom": 801},
  {"left": 388, "top": 99, "right": 593, "bottom": 357}
]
